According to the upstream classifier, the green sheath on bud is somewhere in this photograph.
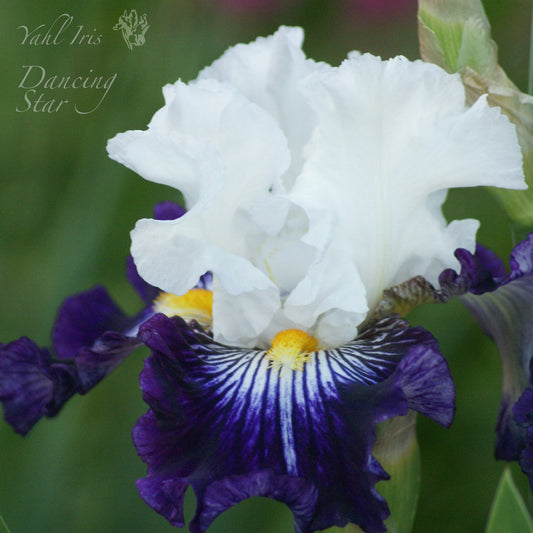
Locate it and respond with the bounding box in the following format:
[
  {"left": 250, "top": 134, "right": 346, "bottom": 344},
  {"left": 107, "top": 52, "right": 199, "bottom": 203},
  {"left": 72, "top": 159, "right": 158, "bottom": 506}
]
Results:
[{"left": 419, "top": 0, "right": 533, "bottom": 229}]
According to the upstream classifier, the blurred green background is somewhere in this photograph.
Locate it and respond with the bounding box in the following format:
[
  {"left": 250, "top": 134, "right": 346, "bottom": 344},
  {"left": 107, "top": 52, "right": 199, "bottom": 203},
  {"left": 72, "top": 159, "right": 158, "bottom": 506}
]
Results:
[{"left": 0, "top": 1, "right": 531, "bottom": 531}]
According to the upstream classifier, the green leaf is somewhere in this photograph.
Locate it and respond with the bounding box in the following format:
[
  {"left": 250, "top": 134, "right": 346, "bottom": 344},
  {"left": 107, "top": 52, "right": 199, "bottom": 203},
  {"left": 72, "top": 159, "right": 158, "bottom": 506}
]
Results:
[
  {"left": 485, "top": 468, "right": 533, "bottom": 533},
  {"left": 418, "top": 0, "right": 533, "bottom": 229},
  {"left": 0, "top": 513, "right": 11, "bottom": 533}
]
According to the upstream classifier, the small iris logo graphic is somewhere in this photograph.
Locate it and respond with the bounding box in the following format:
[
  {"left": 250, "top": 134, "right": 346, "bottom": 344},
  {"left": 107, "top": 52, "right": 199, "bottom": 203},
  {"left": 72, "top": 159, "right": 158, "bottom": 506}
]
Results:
[{"left": 113, "top": 9, "right": 149, "bottom": 50}]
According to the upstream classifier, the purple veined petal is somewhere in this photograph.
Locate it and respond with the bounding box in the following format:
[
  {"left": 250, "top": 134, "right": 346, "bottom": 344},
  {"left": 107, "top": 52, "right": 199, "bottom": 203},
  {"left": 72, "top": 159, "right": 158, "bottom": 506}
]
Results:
[
  {"left": 463, "top": 250, "right": 533, "bottom": 460},
  {"left": 1, "top": 216, "right": 216, "bottom": 436},
  {"left": 192, "top": 471, "right": 317, "bottom": 533},
  {"left": 513, "top": 358, "right": 533, "bottom": 486},
  {"left": 51, "top": 286, "right": 132, "bottom": 359},
  {"left": 438, "top": 244, "right": 506, "bottom": 299},
  {"left": 0, "top": 338, "right": 77, "bottom": 435},
  {"left": 0, "top": 329, "right": 142, "bottom": 435},
  {"left": 508, "top": 234, "right": 533, "bottom": 281},
  {"left": 136, "top": 468, "right": 190, "bottom": 527},
  {"left": 74, "top": 331, "right": 142, "bottom": 392},
  {"left": 441, "top": 234, "right": 533, "bottom": 462},
  {"left": 1, "top": 197, "right": 216, "bottom": 435},
  {"left": 2, "top": 285, "right": 146, "bottom": 435},
  {"left": 132, "top": 313, "right": 454, "bottom": 533}
]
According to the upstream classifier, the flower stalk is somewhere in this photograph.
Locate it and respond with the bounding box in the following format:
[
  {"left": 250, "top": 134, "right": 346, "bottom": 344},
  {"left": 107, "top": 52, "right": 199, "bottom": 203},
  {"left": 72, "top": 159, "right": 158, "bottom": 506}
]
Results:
[{"left": 374, "top": 412, "right": 421, "bottom": 533}]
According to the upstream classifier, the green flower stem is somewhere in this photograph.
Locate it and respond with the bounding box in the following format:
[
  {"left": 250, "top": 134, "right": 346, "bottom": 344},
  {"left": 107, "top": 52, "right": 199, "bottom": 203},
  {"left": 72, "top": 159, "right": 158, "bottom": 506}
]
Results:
[{"left": 374, "top": 412, "right": 420, "bottom": 533}]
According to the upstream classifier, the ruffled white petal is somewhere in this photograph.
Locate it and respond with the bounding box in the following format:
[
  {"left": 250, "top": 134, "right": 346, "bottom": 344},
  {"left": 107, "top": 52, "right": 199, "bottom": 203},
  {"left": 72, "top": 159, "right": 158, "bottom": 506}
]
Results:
[
  {"left": 110, "top": 77, "right": 295, "bottom": 346},
  {"left": 198, "top": 25, "right": 330, "bottom": 190},
  {"left": 291, "top": 53, "right": 524, "bottom": 309},
  {"left": 110, "top": 27, "right": 525, "bottom": 349},
  {"left": 108, "top": 78, "right": 290, "bottom": 206}
]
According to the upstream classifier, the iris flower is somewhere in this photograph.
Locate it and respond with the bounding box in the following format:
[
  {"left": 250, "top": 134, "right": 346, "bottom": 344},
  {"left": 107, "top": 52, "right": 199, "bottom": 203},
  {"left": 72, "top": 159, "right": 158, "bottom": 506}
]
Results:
[
  {"left": 1, "top": 26, "right": 526, "bottom": 533},
  {"left": 106, "top": 26, "right": 525, "bottom": 531},
  {"left": 439, "top": 235, "right": 533, "bottom": 487}
]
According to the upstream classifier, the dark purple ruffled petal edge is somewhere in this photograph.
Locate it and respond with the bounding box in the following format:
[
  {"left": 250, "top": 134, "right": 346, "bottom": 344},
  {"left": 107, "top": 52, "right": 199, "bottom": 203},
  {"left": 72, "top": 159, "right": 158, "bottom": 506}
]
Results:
[
  {"left": 513, "top": 358, "right": 533, "bottom": 489},
  {"left": 132, "top": 314, "right": 454, "bottom": 533},
  {"left": 0, "top": 201, "right": 188, "bottom": 435},
  {"left": 53, "top": 286, "right": 147, "bottom": 391},
  {"left": 438, "top": 234, "right": 533, "bottom": 299},
  {"left": 0, "top": 199, "right": 209, "bottom": 436},
  {"left": 439, "top": 234, "right": 533, "bottom": 477},
  {"left": 52, "top": 286, "right": 134, "bottom": 359},
  {"left": 0, "top": 286, "right": 144, "bottom": 435},
  {"left": 437, "top": 244, "right": 507, "bottom": 300},
  {"left": 0, "top": 337, "right": 76, "bottom": 435}
]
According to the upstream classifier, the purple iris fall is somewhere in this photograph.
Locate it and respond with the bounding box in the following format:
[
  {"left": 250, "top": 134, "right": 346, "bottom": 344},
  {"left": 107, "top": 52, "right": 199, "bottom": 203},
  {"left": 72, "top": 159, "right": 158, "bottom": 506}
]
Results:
[
  {"left": 0, "top": 26, "right": 527, "bottom": 533},
  {"left": 440, "top": 234, "right": 533, "bottom": 488}
]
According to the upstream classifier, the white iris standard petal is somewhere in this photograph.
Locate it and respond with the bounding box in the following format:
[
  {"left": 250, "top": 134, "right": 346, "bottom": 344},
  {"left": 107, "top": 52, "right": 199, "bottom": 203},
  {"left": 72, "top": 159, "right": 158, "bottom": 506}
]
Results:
[
  {"left": 109, "top": 76, "right": 292, "bottom": 347},
  {"left": 290, "top": 53, "right": 525, "bottom": 313},
  {"left": 108, "top": 26, "right": 525, "bottom": 350},
  {"left": 197, "top": 26, "right": 327, "bottom": 190}
]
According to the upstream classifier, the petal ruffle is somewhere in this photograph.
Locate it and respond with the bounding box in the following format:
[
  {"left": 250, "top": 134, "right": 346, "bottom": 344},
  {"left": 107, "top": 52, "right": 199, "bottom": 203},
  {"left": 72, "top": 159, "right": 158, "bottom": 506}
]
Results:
[
  {"left": 440, "top": 235, "right": 533, "bottom": 463},
  {"left": 110, "top": 27, "right": 524, "bottom": 350},
  {"left": 0, "top": 338, "right": 77, "bottom": 435},
  {"left": 115, "top": 76, "right": 291, "bottom": 346},
  {"left": 133, "top": 313, "right": 454, "bottom": 533},
  {"left": 293, "top": 53, "right": 523, "bottom": 311},
  {"left": 1, "top": 286, "right": 143, "bottom": 434},
  {"left": 126, "top": 201, "right": 186, "bottom": 304},
  {"left": 52, "top": 286, "right": 133, "bottom": 359},
  {"left": 197, "top": 26, "right": 326, "bottom": 190}
]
